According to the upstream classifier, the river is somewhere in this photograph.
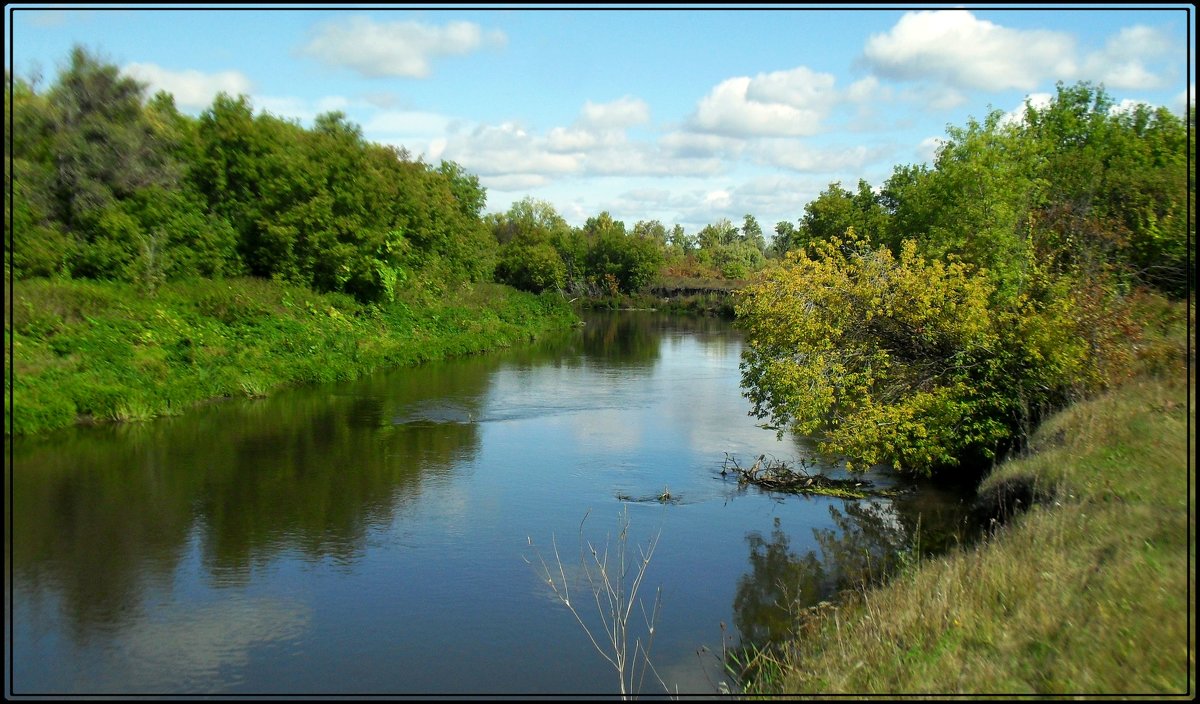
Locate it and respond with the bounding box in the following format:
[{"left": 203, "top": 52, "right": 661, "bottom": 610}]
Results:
[{"left": 7, "top": 311, "right": 975, "bottom": 695}]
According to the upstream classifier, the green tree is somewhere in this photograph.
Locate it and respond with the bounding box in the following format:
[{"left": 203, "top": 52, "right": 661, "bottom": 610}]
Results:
[
  {"left": 769, "top": 221, "right": 798, "bottom": 258},
  {"left": 584, "top": 213, "right": 663, "bottom": 295},
  {"left": 741, "top": 214, "right": 766, "bottom": 254},
  {"left": 737, "top": 233, "right": 1008, "bottom": 474}
]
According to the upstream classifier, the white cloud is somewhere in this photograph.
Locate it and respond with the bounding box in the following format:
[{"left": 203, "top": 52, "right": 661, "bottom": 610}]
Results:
[
  {"left": 481, "top": 174, "right": 552, "bottom": 192},
  {"left": 123, "top": 62, "right": 254, "bottom": 110},
  {"left": 579, "top": 96, "right": 651, "bottom": 130},
  {"left": 440, "top": 122, "right": 581, "bottom": 178},
  {"left": 896, "top": 83, "right": 969, "bottom": 112},
  {"left": 1078, "top": 26, "right": 1177, "bottom": 91},
  {"left": 690, "top": 70, "right": 833, "bottom": 137},
  {"left": 659, "top": 131, "right": 744, "bottom": 159},
  {"left": 863, "top": 10, "right": 1077, "bottom": 91},
  {"left": 751, "top": 140, "right": 873, "bottom": 173},
  {"left": 844, "top": 76, "right": 886, "bottom": 104},
  {"left": 585, "top": 143, "right": 725, "bottom": 178},
  {"left": 1109, "top": 98, "right": 1155, "bottom": 116},
  {"left": 744, "top": 66, "right": 838, "bottom": 110},
  {"left": 1000, "top": 92, "right": 1053, "bottom": 127},
  {"left": 436, "top": 95, "right": 725, "bottom": 186},
  {"left": 703, "top": 189, "right": 733, "bottom": 210},
  {"left": 916, "top": 135, "right": 946, "bottom": 164},
  {"left": 546, "top": 126, "right": 600, "bottom": 152},
  {"left": 101, "top": 598, "right": 311, "bottom": 691},
  {"left": 299, "top": 16, "right": 506, "bottom": 78}
]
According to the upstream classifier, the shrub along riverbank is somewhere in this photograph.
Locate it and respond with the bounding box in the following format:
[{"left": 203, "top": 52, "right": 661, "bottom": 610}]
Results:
[
  {"left": 735, "top": 300, "right": 1193, "bottom": 696},
  {"left": 6, "top": 276, "right": 577, "bottom": 437}
]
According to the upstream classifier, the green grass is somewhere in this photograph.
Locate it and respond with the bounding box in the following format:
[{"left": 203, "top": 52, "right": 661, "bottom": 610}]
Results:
[
  {"left": 6, "top": 276, "right": 578, "bottom": 437},
  {"left": 738, "top": 299, "right": 1193, "bottom": 696}
]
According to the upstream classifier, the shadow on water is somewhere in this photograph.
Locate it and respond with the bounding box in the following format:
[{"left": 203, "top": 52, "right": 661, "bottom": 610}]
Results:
[
  {"left": 730, "top": 473, "right": 979, "bottom": 656},
  {"left": 8, "top": 354, "right": 494, "bottom": 640}
]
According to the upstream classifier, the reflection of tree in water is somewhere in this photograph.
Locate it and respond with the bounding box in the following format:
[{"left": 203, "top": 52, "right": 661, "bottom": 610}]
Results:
[
  {"left": 10, "top": 433, "right": 197, "bottom": 641},
  {"left": 732, "top": 501, "right": 910, "bottom": 651},
  {"left": 576, "top": 312, "right": 663, "bottom": 370},
  {"left": 10, "top": 352, "right": 493, "bottom": 638}
]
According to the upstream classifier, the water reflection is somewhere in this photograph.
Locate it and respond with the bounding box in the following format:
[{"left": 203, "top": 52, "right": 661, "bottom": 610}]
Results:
[
  {"left": 577, "top": 311, "right": 663, "bottom": 370},
  {"left": 732, "top": 501, "right": 912, "bottom": 649},
  {"left": 9, "top": 312, "right": 975, "bottom": 695},
  {"left": 10, "top": 350, "right": 495, "bottom": 639}
]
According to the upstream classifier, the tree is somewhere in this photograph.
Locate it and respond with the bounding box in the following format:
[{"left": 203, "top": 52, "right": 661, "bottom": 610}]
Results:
[
  {"left": 1021, "top": 82, "right": 1191, "bottom": 296},
  {"left": 489, "top": 198, "right": 581, "bottom": 292},
  {"left": 737, "top": 232, "right": 1007, "bottom": 474},
  {"left": 666, "top": 224, "right": 693, "bottom": 256},
  {"left": 437, "top": 160, "right": 487, "bottom": 221},
  {"left": 632, "top": 219, "right": 669, "bottom": 247},
  {"left": 769, "top": 221, "right": 797, "bottom": 258},
  {"left": 585, "top": 215, "right": 663, "bottom": 295},
  {"left": 696, "top": 217, "right": 739, "bottom": 251},
  {"left": 741, "top": 214, "right": 766, "bottom": 254}
]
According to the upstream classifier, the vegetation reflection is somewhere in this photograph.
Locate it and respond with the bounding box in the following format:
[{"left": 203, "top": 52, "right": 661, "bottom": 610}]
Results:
[{"left": 10, "top": 353, "right": 495, "bottom": 637}]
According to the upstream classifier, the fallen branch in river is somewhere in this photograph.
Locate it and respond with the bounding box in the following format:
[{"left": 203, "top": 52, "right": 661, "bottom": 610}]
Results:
[{"left": 721, "top": 453, "right": 908, "bottom": 499}]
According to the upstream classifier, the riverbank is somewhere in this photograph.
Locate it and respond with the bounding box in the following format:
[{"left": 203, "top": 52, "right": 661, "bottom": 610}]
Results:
[
  {"left": 6, "top": 277, "right": 578, "bottom": 437},
  {"left": 739, "top": 302, "right": 1193, "bottom": 694},
  {"left": 575, "top": 275, "right": 744, "bottom": 318}
]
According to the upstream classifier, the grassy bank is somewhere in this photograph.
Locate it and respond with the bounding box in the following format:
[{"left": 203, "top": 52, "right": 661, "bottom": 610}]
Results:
[
  {"left": 741, "top": 300, "right": 1193, "bottom": 696},
  {"left": 6, "top": 277, "right": 578, "bottom": 437}
]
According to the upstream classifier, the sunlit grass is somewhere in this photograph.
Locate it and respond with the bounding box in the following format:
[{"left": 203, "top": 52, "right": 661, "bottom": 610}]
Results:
[{"left": 7, "top": 277, "right": 578, "bottom": 436}]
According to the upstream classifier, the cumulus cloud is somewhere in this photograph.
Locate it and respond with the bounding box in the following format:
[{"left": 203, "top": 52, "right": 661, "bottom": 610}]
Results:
[
  {"left": 844, "top": 76, "right": 887, "bottom": 104},
  {"left": 999, "top": 92, "right": 1053, "bottom": 127},
  {"left": 863, "top": 10, "right": 1077, "bottom": 91},
  {"left": 916, "top": 135, "right": 946, "bottom": 164},
  {"left": 659, "top": 131, "right": 744, "bottom": 160},
  {"left": 864, "top": 12, "right": 1180, "bottom": 99},
  {"left": 1081, "top": 25, "right": 1177, "bottom": 90},
  {"left": 744, "top": 66, "right": 838, "bottom": 110},
  {"left": 690, "top": 68, "right": 836, "bottom": 137},
  {"left": 123, "top": 62, "right": 254, "bottom": 110},
  {"left": 751, "top": 140, "right": 874, "bottom": 173},
  {"left": 579, "top": 96, "right": 651, "bottom": 130},
  {"left": 299, "top": 16, "right": 506, "bottom": 78},
  {"left": 435, "top": 95, "right": 725, "bottom": 186},
  {"left": 439, "top": 122, "right": 581, "bottom": 178}
]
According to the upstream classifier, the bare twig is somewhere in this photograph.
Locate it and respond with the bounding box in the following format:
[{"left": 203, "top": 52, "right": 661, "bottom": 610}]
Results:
[{"left": 526, "top": 506, "right": 666, "bottom": 699}]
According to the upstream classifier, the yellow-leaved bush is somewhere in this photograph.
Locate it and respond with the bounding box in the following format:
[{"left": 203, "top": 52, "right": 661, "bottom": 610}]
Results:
[{"left": 735, "top": 231, "right": 1110, "bottom": 475}]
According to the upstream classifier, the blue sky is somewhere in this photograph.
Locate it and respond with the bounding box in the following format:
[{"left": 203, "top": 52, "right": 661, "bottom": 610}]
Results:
[{"left": 6, "top": 4, "right": 1195, "bottom": 233}]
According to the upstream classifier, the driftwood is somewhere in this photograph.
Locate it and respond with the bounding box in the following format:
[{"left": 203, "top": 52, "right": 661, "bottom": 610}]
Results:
[{"left": 721, "top": 453, "right": 907, "bottom": 499}]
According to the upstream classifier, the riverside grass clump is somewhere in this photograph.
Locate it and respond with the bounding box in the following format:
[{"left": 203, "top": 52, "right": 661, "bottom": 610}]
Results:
[
  {"left": 735, "top": 346, "right": 1193, "bottom": 695},
  {"left": 6, "top": 276, "right": 577, "bottom": 437}
]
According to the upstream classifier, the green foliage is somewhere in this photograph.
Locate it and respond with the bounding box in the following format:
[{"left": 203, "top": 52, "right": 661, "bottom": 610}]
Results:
[
  {"left": 585, "top": 219, "right": 664, "bottom": 295},
  {"left": 738, "top": 232, "right": 1006, "bottom": 473},
  {"left": 496, "top": 240, "right": 567, "bottom": 293},
  {"left": 1023, "top": 83, "right": 1192, "bottom": 296},
  {"left": 737, "top": 82, "right": 1188, "bottom": 473},
  {"left": 8, "top": 277, "right": 577, "bottom": 437},
  {"left": 8, "top": 47, "right": 497, "bottom": 304}
]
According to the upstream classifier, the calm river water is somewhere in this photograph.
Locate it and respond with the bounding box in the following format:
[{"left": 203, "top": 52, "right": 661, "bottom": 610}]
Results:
[{"left": 8, "top": 311, "right": 975, "bottom": 696}]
